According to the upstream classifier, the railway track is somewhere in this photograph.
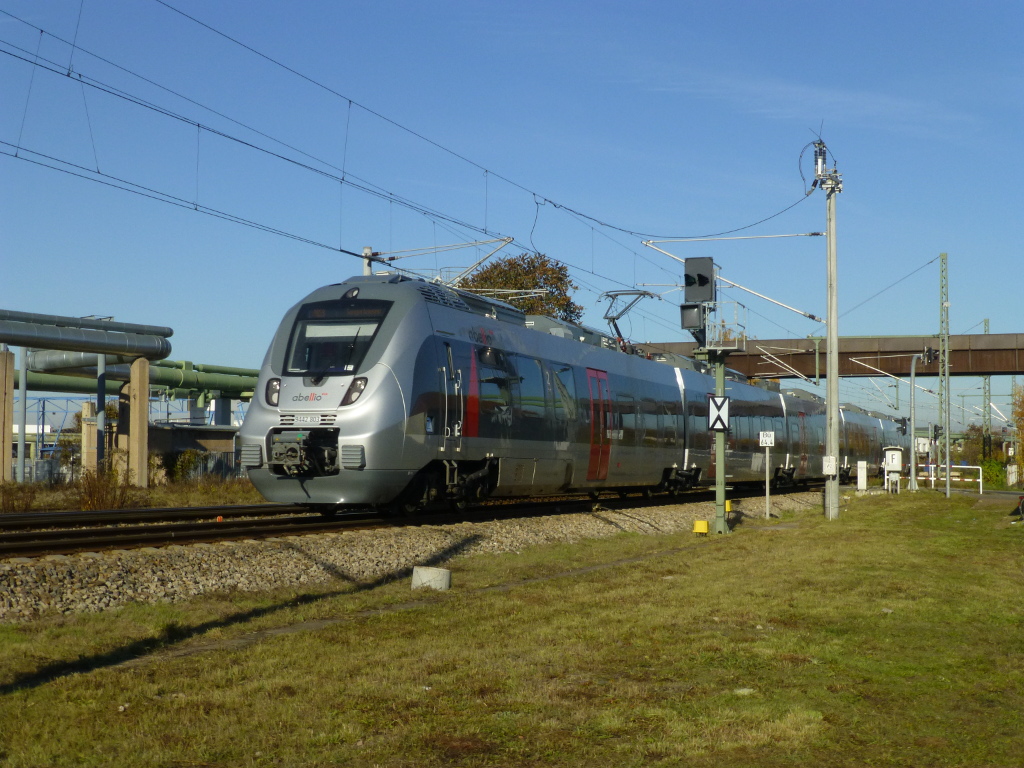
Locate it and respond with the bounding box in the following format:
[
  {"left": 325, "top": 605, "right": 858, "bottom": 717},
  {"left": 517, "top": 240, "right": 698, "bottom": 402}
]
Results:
[{"left": 0, "top": 485, "right": 820, "bottom": 560}]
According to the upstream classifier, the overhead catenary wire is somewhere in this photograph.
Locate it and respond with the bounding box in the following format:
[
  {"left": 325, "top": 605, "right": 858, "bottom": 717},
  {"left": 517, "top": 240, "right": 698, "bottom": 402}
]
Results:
[
  {"left": 804, "top": 255, "right": 940, "bottom": 326},
  {"left": 148, "top": 0, "right": 816, "bottom": 242},
  {"left": 0, "top": 4, "right": 813, "bottom": 261},
  {"left": 0, "top": 31, "right": 618, "bottom": 293},
  {"left": 0, "top": 12, "right": 475, "bottom": 234},
  {"left": 0, "top": 40, "right": 503, "bottom": 243},
  {"left": 1, "top": 3, "right": 819, "bottom": 343}
]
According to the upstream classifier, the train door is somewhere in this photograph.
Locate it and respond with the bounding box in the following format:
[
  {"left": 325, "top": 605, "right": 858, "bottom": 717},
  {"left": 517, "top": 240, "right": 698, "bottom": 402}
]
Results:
[
  {"left": 586, "top": 368, "right": 611, "bottom": 481},
  {"left": 440, "top": 341, "right": 464, "bottom": 453}
]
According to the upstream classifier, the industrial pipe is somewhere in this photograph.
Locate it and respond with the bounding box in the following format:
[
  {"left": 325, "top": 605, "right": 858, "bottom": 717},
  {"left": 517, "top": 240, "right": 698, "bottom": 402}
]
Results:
[
  {"left": 0, "top": 321, "right": 172, "bottom": 358},
  {"left": 17, "top": 368, "right": 257, "bottom": 398},
  {"left": 27, "top": 351, "right": 139, "bottom": 372},
  {"left": 0, "top": 309, "right": 172, "bottom": 337}
]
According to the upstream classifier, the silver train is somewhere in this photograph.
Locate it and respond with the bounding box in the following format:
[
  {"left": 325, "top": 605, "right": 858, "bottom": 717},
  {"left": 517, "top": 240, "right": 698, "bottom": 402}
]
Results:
[{"left": 238, "top": 274, "right": 910, "bottom": 511}]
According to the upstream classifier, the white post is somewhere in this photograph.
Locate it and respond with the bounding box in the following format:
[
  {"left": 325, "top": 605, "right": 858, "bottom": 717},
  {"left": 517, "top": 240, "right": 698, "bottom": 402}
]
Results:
[
  {"left": 765, "top": 446, "right": 771, "bottom": 519},
  {"left": 759, "top": 430, "right": 775, "bottom": 519}
]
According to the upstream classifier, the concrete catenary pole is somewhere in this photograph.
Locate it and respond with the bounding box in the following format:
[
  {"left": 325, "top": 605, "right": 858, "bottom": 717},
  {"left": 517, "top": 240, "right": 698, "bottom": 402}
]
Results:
[{"left": 815, "top": 142, "right": 842, "bottom": 520}]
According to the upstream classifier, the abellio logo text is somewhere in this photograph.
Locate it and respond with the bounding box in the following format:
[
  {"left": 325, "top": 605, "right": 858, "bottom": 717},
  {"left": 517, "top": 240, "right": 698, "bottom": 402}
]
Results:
[{"left": 291, "top": 392, "right": 329, "bottom": 402}]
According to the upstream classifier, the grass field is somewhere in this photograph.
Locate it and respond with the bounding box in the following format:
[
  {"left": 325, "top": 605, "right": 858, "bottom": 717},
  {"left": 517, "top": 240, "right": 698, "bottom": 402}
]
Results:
[{"left": 0, "top": 490, "right": 1021, "bottom": 767}]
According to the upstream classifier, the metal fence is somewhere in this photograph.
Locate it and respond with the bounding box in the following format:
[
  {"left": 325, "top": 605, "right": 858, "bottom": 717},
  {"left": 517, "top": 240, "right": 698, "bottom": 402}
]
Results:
[
  {"left": 174, "top": 450, "right": 247, "bottom": 481},
  {"left": 8, "top": 450, "right": 248, "bottom": 484}
]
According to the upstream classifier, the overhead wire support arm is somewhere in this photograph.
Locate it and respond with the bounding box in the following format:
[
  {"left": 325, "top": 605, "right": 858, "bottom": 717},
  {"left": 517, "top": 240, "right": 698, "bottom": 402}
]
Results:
[
  {"left": 717, "top": 276, "right": 823, "bottom": 323},
  {"left": 444, "top": 238, "right": 515, "bottom": 287},
  {"left": 643, "top": 232, "right": 824, "bottom": 247},
  {"left": 641, "top": 238, "right": 824, "bottom": 323},
  {"left": 641, "top": 232, "right": 823, "bottom": 270},
  {"left": 368, "top": 237, "right": 513, "bottom": 263},
  {"left": 344, "top": 237, "right": 513, "bottom": 279}
]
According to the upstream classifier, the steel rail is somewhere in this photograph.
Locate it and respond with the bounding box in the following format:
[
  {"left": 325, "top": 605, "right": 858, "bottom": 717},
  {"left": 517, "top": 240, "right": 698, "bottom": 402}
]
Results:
[
  {"left": 1, "top": 485, "right": 823, "bottom": 560},
  {"left": 0, "top": 503, "right": 298, "bottom": 531},
  {"left": 0, "top": 514, "right": 387, "bottom": 559}
]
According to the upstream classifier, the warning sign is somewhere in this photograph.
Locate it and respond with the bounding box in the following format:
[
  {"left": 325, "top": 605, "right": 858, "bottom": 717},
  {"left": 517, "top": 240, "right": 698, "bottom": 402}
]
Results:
[{"left": 708, "top": 396, "right": 729, "bottom": 432}]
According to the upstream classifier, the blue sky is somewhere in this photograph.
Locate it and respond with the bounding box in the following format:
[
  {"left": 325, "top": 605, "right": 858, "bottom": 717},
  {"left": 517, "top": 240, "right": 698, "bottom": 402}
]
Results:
[{"left": 1, "top": 0, "right": 1021, "bottom": 427}]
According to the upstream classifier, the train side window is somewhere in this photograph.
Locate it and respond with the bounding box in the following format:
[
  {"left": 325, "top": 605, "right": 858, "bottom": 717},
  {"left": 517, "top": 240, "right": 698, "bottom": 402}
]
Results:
[
  {"left": 659, "top": 402, "right": 675, "bottom": 446},
  {"left": 551, "top": 365, "right": 577, "bottom": 421},
  {"left": 642, "top": 398, "right": 659, "bottom": 447},
  {"left": 476, "top": 347, "right": 513, "bottom": 434},
  {"left": 689, "top": 405, "right": 709, "bottom": 451},
  {"left": 612, "top": 392, "right": 633, "bottom": 444},
  {"left": 479, "top": 377, "right": 510, "bottom": 408},
  {"left": 516, "top": 356, "right": 547, "bottom": 421}
]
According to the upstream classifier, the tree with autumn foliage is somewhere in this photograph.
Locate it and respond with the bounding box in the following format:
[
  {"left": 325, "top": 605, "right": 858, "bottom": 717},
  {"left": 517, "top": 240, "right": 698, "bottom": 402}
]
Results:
[{"left": 460, "top": 253, "right": 584, "bottom": 324}]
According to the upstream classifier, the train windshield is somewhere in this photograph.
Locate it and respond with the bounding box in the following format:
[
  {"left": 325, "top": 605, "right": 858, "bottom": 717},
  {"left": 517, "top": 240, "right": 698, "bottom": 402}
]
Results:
[{"left": 285, "top": 299, "right": 392, "bottom": 376}]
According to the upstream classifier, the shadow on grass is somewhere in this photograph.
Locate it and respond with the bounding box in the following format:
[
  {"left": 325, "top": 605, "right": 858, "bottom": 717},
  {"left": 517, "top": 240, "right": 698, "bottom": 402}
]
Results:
[{"left": 0, "top": 534, "right": 482, "bottom": 696}]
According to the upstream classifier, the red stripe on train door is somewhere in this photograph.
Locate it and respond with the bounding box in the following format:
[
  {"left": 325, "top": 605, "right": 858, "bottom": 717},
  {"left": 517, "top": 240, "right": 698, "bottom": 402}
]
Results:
[
  {"left": 463, "top": 347, "right": 479, "bottom": 437},
  {"left": 587, "top": 368, "right": 610, "bottom": 481}
]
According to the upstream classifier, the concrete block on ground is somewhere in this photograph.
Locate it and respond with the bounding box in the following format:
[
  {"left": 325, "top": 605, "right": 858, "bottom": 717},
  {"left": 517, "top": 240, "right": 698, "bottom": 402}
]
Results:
[{"left": 412, "top": 566, "right": 451, "bottom": 591}]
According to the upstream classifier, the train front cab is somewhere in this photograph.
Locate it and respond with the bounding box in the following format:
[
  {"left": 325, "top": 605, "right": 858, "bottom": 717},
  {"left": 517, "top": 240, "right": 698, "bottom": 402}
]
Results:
[{"left": 240, "top": 278, "right": 432, "bottom": 508}]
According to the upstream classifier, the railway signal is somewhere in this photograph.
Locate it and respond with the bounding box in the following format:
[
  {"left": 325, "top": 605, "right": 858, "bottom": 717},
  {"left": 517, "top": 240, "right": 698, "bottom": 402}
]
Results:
[{"left": 683, "top": 257, "right": 716, "bottom": 303}]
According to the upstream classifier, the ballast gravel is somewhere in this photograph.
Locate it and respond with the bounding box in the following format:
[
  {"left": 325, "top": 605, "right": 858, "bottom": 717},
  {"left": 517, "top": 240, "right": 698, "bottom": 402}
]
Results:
[{"left": 0, "top": 493, "right": 820, "bottom": 623}]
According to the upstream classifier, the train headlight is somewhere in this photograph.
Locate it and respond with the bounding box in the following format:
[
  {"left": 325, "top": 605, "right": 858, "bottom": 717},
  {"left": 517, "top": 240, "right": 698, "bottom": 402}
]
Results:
[
  {"left": 341, "top": 377, "right": 367, "bottom": 406},
  {"left": 265, "top": 377, "right": 281, "bottom": 407}
]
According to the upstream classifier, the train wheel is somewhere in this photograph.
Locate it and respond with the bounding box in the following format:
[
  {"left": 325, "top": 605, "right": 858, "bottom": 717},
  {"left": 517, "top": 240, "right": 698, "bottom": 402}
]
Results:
[
  {"left": 385, "top": 499, "right": 419, "bottom": 516},
  {"left": 390, "top": 478, "right": 427, "bottom": 516}
]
